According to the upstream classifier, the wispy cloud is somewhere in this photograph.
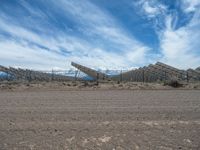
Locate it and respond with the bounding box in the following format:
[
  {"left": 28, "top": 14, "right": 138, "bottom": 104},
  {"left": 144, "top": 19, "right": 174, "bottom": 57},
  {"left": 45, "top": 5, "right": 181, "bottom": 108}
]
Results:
[
  {"left": 0, "top": 0, "right": 151, "bottom": 70},
  {"left": 137, "top": 0, "right": 200, "bottom": 69},
  {"left": 160, "top": 15, "right": 200, "bottom": 69},
  {"left": 135, "top": 0, "right": 167, "bottom": 18},
  {"left": 182, "top": 0, "right": 200, "bottom": 13},
  {"left": 0, "top": 0, "right": 199, "bottom": 70},
  {"left": 159, "top": 2, "right": 200, "bottom": 69}
]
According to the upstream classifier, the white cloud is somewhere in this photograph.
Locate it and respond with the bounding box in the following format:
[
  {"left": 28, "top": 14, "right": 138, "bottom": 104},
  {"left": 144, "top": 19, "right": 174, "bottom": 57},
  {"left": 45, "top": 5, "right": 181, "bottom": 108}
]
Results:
[
  {"left": 143, "top": 2, "right": 161, "bottom": 17},
  {"left": 0, "top": 0, "right": 151, "bottom": 70},
  {"left": 159, "top": 12, "right": 200, "bottom": 69},
  {"left": 135, "top": 0, "right": 200, "bottom": 69},
  {"left": 182, "top": 0, "right": 200, "bottom": 12},
  {"left": 0, "top": 39, "right": 67, "bottom": 70},
  {"left": 3, "top": 0, "right": 199, "bottom": 71},
  {"left": 135, "top": 0, "right": 167, "bottom": 18}
]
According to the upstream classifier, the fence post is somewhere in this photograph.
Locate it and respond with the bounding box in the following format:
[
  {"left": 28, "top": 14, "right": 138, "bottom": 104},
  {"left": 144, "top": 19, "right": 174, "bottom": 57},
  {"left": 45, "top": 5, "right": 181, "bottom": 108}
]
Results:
[
  {"left": 142, "top": 69, "right": 145, "bottom": 83},
  {"left": 96, "top": 73, "right": 99, "bottom": 85},
  {"left": 51, "top": 69, "right": 54, "bottom": 81},
  {"left": 120, "top": 70, "right": 122, "bottom": 82},
  {"left": 74, "top": 70, "right": 78, "bottom": 81},
  {"left": 6, "top": 73, "right": 9, "bottom": 81},
  {"left": 29, "top": 70, "right": 31, "bottom": 82}
]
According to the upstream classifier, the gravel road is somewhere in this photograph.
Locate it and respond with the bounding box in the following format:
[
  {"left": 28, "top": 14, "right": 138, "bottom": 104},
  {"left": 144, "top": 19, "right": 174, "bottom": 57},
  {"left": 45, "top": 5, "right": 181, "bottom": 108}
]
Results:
[{"left": 0, "top": 90, "right": 200, "bottom": 149}]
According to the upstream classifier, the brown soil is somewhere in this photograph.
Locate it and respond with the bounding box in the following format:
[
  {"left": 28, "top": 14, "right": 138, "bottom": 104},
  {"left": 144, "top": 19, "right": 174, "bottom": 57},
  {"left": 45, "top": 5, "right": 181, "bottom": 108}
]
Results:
[
  {"left": 0, "top": 81, "right": 200, "bottom": 91},
  {"left": 0, "top": 89, "right": 200, "bottom": 149}
]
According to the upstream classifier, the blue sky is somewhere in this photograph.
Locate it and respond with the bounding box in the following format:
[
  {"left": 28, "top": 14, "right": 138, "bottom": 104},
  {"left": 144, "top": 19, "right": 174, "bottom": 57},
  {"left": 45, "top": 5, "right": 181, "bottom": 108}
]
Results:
[{"left": 0, "top": 0, "right": 200, "bottom": 70}]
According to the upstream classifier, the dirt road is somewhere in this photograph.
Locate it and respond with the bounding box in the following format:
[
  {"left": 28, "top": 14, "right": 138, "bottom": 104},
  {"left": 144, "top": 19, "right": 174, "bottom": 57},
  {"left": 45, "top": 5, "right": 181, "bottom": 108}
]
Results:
[{"left": 0, "top": 90, "right": 200, "bottom": 149}]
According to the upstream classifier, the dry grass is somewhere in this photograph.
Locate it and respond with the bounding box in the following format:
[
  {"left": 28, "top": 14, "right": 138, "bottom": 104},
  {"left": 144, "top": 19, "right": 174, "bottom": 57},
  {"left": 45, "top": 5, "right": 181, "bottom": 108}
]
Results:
[{"left": 0, "top": 80, "right": 200, "bottom": 91}]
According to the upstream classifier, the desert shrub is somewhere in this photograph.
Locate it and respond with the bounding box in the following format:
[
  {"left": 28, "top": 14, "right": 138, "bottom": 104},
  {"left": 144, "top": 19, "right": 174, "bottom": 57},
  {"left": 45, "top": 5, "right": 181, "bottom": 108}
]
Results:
[
  {"left": 164, "top": 80, "right": 183, "bottom": 88},
  {"left": 84, "top": 81, "right": 89, "bottom": 86}
]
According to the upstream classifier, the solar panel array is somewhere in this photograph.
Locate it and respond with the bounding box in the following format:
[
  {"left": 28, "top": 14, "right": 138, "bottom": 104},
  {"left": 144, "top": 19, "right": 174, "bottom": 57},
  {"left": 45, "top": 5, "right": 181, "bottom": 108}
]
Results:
[
  {"left": 0, "top": 62, "right": 200, "bottom": 82},
  {"left": 71, "top": 62, "right": 108, "bottom": 80},
  {"left": 0, "top": 65, "right": 74, "bottom": 81},
  {"left": 71, "top": 62, "right": 200, "bottom": 82}
]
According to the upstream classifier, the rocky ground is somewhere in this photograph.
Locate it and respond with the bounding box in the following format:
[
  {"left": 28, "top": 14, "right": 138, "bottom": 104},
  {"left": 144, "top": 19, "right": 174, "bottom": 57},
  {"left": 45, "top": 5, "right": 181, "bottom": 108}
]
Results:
[
  {"left": 0, "top": 80, "right": 200, "bottom": 91},
  {"left": 0, "top": 88, "right": 200, "bottom": 149}
]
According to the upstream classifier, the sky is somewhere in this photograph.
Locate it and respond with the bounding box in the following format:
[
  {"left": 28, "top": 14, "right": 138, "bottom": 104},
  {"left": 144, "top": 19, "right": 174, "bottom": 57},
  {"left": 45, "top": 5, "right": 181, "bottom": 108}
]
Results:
[{"left": 0, "top": 0, "right": 200, "bottom": 70}]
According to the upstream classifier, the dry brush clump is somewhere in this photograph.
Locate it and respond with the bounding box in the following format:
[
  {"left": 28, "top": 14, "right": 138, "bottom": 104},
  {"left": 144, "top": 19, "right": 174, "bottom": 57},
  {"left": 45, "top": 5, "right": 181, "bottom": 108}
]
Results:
[{"left": 163, "top": 80, "right": 183, "bottom": 88}]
